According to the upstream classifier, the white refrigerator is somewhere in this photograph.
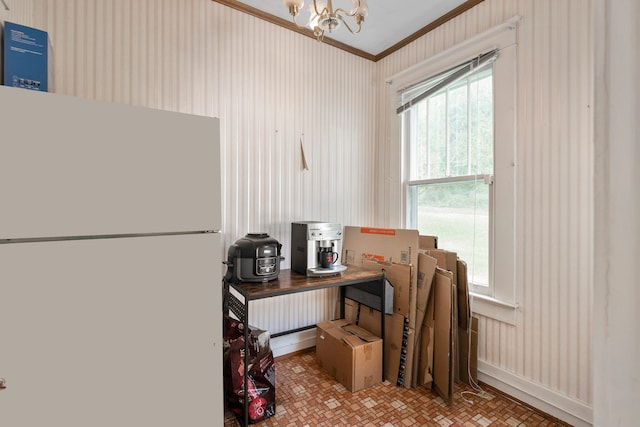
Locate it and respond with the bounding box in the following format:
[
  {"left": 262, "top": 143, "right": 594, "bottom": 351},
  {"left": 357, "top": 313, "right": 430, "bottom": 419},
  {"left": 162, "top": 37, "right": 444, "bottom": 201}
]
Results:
[{"left": 0, "top": 86, "right": 223, "bottom": 426}]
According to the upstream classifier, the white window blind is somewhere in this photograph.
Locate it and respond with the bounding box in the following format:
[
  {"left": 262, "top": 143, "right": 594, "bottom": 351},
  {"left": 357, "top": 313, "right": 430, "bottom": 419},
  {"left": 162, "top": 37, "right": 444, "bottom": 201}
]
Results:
[{"left": 396, "top": 49, "right": 499, "bottom": 115}]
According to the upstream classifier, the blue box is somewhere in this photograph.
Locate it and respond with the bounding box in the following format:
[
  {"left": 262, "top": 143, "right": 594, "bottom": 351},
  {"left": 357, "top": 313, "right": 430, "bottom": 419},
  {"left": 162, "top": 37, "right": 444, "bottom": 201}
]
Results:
[{"left": 3, "top": 21, "right": 53, "bottom": 91}]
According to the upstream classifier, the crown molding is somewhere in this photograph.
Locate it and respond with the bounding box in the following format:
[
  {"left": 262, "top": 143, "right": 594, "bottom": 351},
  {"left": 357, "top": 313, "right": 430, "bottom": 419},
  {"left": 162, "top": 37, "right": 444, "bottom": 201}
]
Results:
[
  {"left": 211, "top": 0, "right": 486, "bottom": 62},
  {"left": 211, "top": 0, "right": 376, "bottom": 61}
]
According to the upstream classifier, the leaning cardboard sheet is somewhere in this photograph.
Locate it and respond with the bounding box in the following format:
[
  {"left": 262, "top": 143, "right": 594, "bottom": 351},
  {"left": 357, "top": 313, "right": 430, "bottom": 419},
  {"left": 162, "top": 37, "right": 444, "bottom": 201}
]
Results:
[
  {"left": 342, "top": 226, "right": 420, "bottom": 388},
  {"left": 340, "top": 227, "right": 477, "bottom": 406}
]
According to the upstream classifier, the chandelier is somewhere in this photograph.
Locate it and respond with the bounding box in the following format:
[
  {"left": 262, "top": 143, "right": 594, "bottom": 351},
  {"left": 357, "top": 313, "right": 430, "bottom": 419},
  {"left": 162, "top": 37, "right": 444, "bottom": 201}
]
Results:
[{"left": 283, "top": 0, "right": 369, "bottom": 41}]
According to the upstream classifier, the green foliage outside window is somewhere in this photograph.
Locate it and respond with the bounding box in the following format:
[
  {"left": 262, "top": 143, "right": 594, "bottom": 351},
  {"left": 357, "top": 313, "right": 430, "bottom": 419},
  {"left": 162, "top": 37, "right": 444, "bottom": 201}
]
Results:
[{"left": 407, "top": 68, "right": 493, "bottom": 286}]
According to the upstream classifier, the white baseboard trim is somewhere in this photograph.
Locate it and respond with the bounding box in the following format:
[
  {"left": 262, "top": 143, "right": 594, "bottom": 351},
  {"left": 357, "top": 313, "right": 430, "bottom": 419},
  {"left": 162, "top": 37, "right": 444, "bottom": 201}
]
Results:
[
  {"left": 270, "top": 328, "right": 316, "bottom": 358},
  {"left": 478, "top": 360, "right": 593, "bottom": 427}
]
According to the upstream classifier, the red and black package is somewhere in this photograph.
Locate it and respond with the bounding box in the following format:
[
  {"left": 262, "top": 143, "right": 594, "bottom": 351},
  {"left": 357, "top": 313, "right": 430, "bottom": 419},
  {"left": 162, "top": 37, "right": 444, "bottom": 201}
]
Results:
[
  {"left": 223, "top": 315, "right": 271, "bottom": 356},
  {"left": 223, "top": 314, "right": 245, "bottom": 343},
  {"left": 223, "top": 316, "right": 276, "bottom": 423}
]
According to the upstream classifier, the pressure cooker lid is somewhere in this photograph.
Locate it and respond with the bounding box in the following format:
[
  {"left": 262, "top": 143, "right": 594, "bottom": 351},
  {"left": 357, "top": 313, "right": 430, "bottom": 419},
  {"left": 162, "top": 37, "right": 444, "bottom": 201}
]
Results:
[
  {"left": 231, "top": 232, "right": 282, "bottom": 258},
  {"left": 246, "top": 232, "right": 268, "bottom": 238}
]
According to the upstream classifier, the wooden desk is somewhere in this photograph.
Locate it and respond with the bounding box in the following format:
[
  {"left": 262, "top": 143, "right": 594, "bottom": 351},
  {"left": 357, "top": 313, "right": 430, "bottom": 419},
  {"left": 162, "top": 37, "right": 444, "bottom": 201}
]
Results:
[{"left": 222, "top": 267, "right": 389, "bottom": 427}]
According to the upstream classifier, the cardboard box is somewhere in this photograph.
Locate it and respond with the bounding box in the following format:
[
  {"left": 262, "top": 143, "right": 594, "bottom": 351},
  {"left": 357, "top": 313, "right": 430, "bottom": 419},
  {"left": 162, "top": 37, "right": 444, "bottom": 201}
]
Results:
[
  {"left": 3, "top": 21, "right": 54, "bottom": 91},
  {"left": 316, "top": 319, "right": 382, "bottom": 392},
  {"left": 344, "top": 298, "right": 406, "bottom": 384}
]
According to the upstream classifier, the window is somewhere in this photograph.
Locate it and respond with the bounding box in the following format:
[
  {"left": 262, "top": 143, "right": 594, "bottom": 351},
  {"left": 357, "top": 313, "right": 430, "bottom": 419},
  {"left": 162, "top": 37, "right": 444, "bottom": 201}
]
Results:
[
  {"left": 388, "top": 19, "right": 519, "bottom": 323},
  {"left": 403, "top": 64, "right": 494, "bottom": 291}
]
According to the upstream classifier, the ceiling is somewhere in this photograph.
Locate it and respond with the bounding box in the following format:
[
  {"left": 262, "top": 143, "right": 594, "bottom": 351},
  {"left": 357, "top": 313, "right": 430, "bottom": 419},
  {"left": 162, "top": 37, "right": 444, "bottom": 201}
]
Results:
[{"left": 212, "top": 0, "right": 485, "bottom": 61}]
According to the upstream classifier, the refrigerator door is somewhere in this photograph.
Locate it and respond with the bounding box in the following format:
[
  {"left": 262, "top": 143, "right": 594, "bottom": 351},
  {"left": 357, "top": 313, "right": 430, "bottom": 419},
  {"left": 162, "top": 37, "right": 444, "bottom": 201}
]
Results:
[
  {"left": 0, "top": 86, "right": 221, "bottom": 239},
  {"left": 0, "top": 233, "right": 222, "bottom": 426}
]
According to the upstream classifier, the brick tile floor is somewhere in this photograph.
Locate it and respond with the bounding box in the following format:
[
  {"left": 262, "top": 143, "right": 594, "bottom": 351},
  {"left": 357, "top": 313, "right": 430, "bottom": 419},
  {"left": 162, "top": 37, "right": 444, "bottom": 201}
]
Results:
[{"left": 224, "top": 350, "right": 570, "bottom": 427}]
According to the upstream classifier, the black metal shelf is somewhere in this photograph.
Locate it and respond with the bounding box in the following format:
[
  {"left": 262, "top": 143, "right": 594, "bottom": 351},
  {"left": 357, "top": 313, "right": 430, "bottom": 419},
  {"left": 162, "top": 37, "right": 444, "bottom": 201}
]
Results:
[{"left": 222, "top": 267, "right": 388, "bottom": 427}]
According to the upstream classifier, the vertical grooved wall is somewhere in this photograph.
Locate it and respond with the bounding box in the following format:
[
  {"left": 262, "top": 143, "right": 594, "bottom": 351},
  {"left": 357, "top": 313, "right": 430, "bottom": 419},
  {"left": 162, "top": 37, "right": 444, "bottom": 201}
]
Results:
[{"left": 0, "top": 0, "right": 594, "bottom": 417}]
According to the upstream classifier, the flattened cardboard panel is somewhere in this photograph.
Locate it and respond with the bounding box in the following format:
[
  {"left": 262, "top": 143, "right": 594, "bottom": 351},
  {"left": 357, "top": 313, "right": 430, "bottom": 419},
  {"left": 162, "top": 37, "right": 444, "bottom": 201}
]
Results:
[
  {"left": 432, "top": 268, "right": 454, "bottom": 405},
  {"left": 453, "top": 284, "right": 459, "bottom": 382},
  {"left": 424, "top": 249, "right": 446, "bottom": 269},
  {"left": 361, "top": 259, "right": 413, "bottom": 323},
  {"left": 426, "top": 249, "right": 458, "bottom": 287},
  {"left": 411, "top": 253, "right": 438, "bottom": 387},
  {"left": 343, "top": 298, "right": 360, "bottom": 323},
  {"left": 416, "top": 254, "right": 438, "bottom": 317},
  {"left": 382, "top": 312, "right": 404, "bottom": 385},
  {"left": 357, "top": 307, "right": 414, "bottom": 388},
  {"left": 418, "top": 270, "right": 437, "bottom": 388},
  {"left": 456, "top": 259, "right": 471, "bottom": 331},
  {"left": 419, "top": 235, "right": 438, "bottom": 249},
  {"left": 418, "top": 322, "right": 435, "bottom": 386},
  {"left": 343, "top": 227, "right": 418, "bottom": 324},
  {"left": 343, "top": 226, "right": 419, "bottom": 268},
  {"left": 358, "top": 304, "right": 383, "bottom": 337}
]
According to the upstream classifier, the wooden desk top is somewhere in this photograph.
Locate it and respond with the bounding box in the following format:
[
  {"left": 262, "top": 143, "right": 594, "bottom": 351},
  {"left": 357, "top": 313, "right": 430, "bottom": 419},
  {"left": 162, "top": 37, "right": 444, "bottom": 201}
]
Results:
[{"left": 227, "top": 266, "right": 384, "bottom": 300}]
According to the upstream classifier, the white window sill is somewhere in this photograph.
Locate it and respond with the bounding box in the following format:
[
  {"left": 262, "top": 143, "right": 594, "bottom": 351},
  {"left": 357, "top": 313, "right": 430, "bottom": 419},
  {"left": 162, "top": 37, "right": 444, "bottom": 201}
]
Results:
[{"left": 470, "top": 292, "right": 518, "bottom": 325}]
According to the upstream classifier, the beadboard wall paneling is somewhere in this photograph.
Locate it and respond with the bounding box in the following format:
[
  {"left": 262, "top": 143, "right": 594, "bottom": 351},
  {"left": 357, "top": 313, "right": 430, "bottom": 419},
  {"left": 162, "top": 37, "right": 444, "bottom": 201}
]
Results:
[
  {"left": 375, "top": 0, "right": 593, "bottom": 419},
  {"left": 0, "top": 1, "right": 34, "bottom": 30},
  {"left": 20, "top": 0, "right": 376, "bottom": 335},
  {"left": 3, "top": 0, "right": 594, "bottom": 423}
]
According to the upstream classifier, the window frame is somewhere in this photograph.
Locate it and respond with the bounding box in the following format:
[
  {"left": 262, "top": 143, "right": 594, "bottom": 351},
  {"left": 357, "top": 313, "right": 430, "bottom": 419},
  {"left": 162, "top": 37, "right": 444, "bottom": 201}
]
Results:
[
  {"left": 404, "top": 61, "right": 495, "bottom": 294},
  {"left": 386, "top": 17, "right": 520, "bottom": 324},
  {"left": 406, "top": 174, "right": 494, "bottom": 288}
]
